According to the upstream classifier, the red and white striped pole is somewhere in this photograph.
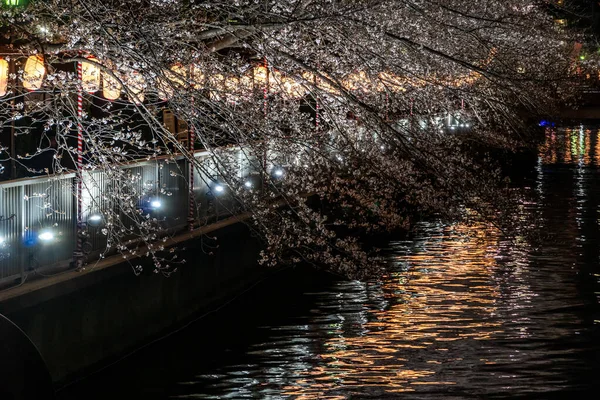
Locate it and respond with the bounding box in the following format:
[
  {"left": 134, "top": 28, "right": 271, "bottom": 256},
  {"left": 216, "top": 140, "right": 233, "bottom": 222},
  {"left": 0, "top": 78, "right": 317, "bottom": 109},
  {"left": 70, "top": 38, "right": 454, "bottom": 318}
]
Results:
[
  {"left": 188, "top": 65, "right": 196, "bottom": 231},
  {"left": 262, "top": 59, "right": 268, "bottom": 189},
  {"left": 74, "top": 59, "right": 84, "bottom": 269},
  {"left": 315, "top": 80, "right": 319, "bottom": 132}
]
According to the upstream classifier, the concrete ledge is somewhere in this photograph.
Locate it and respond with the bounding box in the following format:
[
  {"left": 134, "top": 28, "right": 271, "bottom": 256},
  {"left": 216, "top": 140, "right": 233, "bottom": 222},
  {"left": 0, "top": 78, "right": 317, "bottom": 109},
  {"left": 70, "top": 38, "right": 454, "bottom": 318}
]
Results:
[
  {"left": 0, "top": 214, "right": 266, "bottom": 384},
  {"left": 0, "top": 213, "right": 250, "bottom": 313}
]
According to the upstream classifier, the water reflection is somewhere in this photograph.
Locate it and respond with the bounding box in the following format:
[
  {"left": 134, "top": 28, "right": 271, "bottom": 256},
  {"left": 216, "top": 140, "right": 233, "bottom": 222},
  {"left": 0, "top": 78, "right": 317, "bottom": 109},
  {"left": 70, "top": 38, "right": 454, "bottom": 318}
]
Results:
[
  {"left": 184, "top": 127, "right": 600, "bottom": 398},
  {"left": 539, "top": 126, "right": 600, "bottom": 166},
  {"left": 59, "top": 127, "right": 600, "bottom": 399},
  {"left": 279, "top": 222, "right": 504, "bottom": 398}
]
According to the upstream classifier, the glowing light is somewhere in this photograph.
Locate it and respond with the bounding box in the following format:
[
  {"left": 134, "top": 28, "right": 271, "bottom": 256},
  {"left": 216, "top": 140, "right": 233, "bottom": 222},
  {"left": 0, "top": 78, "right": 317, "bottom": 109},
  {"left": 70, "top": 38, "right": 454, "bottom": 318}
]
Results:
[
  {"left": 125, "top": 69, "right": 145, "bottom": 104},
  {"left": 214, "top": 184, "right": 225, "bottom": 193},
  {"left": 23, "top": 55, "right": 45, "bottom": 91},
  {"left": 38, "top": 231, "right": 54, "bottom": 242},
  {"left": 273, "top": 168, "right": 284, "bottom": 177},
  {"left": 102, "top": 70, "right": 122, "bottom": 100},
  {"left": 82, "top": 56, "right": 101, "bottom": 94},
  {"left": 0, "top": 58, "right": 8, "bottom": 97},
  {"left": 150, "top": 200, "right": 162, "bottom": 209},
  {"left": 244, "top": 181, "right": 253, "bottom": 188},
  {"left": 88, "top": 213, "right": 103, "bottom": 223}
]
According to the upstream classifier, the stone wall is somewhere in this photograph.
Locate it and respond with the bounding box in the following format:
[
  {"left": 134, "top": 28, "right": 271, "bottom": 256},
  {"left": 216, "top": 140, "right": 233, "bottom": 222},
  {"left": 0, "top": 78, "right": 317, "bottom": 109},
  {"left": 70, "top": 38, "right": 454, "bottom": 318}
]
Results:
[{"left": 0, "top": 222, "right": 267, "bottom": 385}]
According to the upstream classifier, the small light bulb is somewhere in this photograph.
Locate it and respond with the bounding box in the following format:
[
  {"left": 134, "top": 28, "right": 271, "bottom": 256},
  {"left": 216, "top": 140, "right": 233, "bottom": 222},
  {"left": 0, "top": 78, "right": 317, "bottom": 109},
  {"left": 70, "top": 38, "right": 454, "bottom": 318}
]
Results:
[
  {"left": 273, "top": 169, "right": 284, "bottom": 177},
  {"left": 89, "top": 214, "right": 102, "bottom": 222},
  {"left": 244, "top": 181, "right": 252, "bottom": 188},
  {"left": 150, "top": 200, "right": 162, "bottom": 208},
  {"left": 39, "top": 231, "right": 54, "bottom": 242},
  {"left": 214, "top": 185, "right": 224, "bottom": 193}
]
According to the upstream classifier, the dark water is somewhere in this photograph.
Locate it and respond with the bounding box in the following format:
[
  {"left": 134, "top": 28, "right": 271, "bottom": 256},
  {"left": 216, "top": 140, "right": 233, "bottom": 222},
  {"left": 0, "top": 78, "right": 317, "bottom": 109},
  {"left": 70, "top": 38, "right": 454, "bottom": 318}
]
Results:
[{"left": 59, "top": 127, "right": 600, "bottom": 399}]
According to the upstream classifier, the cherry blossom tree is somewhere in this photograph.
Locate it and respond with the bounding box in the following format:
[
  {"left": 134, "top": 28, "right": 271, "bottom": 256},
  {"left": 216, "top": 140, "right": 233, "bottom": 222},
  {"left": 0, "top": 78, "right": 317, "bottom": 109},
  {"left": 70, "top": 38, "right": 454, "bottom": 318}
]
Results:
[{"left": 0, "top": 0, "right": 579, "bottom": 278}]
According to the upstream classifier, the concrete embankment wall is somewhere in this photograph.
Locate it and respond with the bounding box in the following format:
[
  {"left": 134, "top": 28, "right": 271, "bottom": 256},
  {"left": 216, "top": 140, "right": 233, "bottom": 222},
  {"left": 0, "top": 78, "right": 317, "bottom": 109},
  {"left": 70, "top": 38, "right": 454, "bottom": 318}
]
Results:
[{"left": 0, "top": 221, "right": 267, "bottom": 385}]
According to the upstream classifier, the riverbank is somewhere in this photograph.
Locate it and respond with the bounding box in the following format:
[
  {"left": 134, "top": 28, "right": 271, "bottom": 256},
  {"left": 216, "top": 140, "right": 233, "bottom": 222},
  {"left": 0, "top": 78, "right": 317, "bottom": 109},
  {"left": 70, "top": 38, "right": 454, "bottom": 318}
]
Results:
[{"left": 0, "top": 218, "right": 270, "bottom": 387}]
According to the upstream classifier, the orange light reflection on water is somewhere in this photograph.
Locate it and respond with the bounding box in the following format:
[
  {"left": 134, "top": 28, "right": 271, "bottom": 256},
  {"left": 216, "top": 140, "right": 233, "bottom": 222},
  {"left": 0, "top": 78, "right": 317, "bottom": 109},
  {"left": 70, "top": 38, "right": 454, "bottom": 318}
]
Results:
[{"left": 281, "top": 223, "right": 506, "bottom": 397}]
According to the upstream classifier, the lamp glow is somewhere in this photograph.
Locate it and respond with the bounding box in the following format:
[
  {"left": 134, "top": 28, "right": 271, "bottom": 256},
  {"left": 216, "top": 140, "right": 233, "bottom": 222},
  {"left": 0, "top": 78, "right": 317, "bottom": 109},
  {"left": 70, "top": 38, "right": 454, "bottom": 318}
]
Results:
[
  {"left": 102, "top": 70, "right": 122, "bottom": 100},
  {"left": 0, "top": 58, "right": 8, "bottom": 97},
  {"left": 23, "top": 55, "right": 45, "bottom": 91},
  {"left": 38, "top": 231, "right": 54, "bottom": 242},
  {"left": 273, "top": 168, "right": 284, "bottom": 177},
  {"left": 82, "top": 56, "right": 101, "bottom": 94},
  {"left": 244, "top": 181, "right": 252, "bottom": 188},
  {"left": 150, "top": 200, "right": 162, "bottom": 209},
  {"left": 214, "top": 184, "right": 225, "bottom": 193},
  {"left": 88, "top": 214, "right": 103, "bottom": 223}
]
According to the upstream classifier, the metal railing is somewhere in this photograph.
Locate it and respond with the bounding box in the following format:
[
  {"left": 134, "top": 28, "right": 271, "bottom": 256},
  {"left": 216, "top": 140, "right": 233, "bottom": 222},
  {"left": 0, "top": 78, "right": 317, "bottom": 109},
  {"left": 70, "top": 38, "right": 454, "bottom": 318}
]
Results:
[{"left": 0, "top": 146, "right": 277, "bottom": 286}]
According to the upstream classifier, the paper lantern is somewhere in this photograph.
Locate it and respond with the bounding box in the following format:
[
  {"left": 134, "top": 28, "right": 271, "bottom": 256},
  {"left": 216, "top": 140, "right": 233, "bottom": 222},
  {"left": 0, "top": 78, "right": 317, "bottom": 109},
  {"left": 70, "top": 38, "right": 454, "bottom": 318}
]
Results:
[
  {"left": 157, "top": 64, "right": 189, "bottom": 101},
  {"left": 102, "top": 71, "right": 121, "bottom": 100},
  {"left": 22, "top": 55, "right": 45, "bottom": 91},
  {"left": 126, "top": 70, "right": 145, "bottom": 104},
  {"left": 0, "top": 59, "right": 8, "bottom": 97},
  {"left": 81, "top": 56, "right": 101, "bottom": 93}
]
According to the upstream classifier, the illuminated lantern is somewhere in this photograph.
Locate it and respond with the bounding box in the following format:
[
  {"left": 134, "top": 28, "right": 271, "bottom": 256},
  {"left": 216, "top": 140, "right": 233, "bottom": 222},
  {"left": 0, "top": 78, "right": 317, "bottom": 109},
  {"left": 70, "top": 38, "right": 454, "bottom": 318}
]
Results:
[
  {"left": 22, "top": 55, "right": 45, "bottom": 91},
  {"left": 102, "top": 70, "right": 121, "bottom": 100},
  {"left": 281, "top": 76, "right": 305, "bottom": 98},
  {"left": 126, "top": 70, "right": 145, "bottom": 104},
  {"left": 253, "top": 65, "right": 268, "bottom": 86},
  {"left": 157, "top": 64, "right": 187, "bottom": 101},
  {"left": 208, "top": 73, "right": 225, "bottom": 100},
  {"left": 0, "top": 58, "right": 8, "bottom": 97},
  {"left": 81, "top": 56, "right": 101, "bottom": 93},
  {"left": 190, "top": 64, "right": 204, "bottom": 87}
]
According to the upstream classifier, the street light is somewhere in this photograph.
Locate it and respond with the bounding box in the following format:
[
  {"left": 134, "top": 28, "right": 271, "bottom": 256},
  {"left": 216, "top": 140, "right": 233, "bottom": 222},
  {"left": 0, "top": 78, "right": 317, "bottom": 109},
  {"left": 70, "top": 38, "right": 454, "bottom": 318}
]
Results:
[
  {"left": 38, "top": 230, "right": 54, "bottom": 242},
  {"left": 87, "top": 212, "right": 104, "bottom": 226}
]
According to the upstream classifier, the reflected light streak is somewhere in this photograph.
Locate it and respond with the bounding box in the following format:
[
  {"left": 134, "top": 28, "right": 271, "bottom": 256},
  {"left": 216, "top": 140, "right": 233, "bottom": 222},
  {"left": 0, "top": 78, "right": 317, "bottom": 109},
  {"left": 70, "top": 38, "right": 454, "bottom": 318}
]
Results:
[{"left": 280, "top": 222, "right": 504, "bottom": 398}]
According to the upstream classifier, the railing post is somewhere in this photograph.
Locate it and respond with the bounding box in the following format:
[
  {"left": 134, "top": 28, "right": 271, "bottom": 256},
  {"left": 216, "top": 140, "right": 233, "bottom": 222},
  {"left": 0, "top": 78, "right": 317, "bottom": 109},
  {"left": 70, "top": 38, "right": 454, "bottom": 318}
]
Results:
[{"left": 18, "top": 185, "right": 25, "bottom": 283}]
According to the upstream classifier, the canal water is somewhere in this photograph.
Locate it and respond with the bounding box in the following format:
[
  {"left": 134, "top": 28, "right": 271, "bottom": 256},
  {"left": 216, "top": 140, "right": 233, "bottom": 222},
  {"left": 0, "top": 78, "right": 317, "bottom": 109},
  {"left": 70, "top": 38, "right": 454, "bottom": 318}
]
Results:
[{"left": 58, "top": 127, "right": 600, "bottom": 399}]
